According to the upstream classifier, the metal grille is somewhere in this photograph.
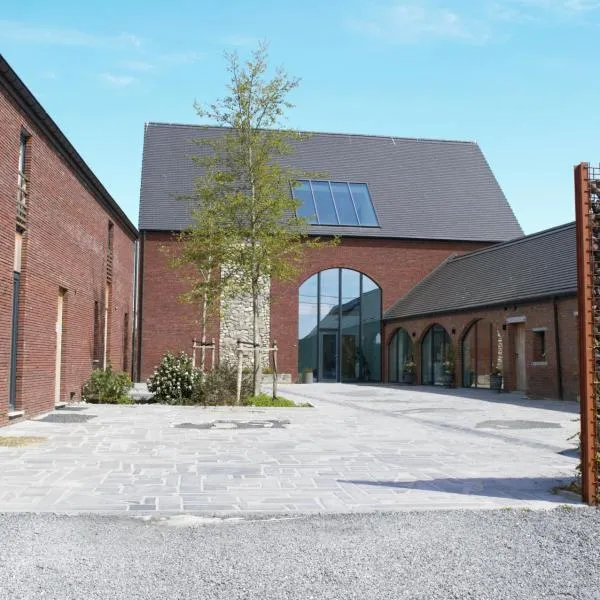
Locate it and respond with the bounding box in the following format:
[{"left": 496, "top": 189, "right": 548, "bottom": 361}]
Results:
[
  {"left": 106, "top": 249, "right": 113, "bottom": 282},
  {"left": 16, "top": 172, "right": 27, "bottom": 231},
  {"left": 587, "top": 164, "right": 600, "bottom": 503},
  {"left": 576, "top": 162, "right": 600, "bottom": 504}
]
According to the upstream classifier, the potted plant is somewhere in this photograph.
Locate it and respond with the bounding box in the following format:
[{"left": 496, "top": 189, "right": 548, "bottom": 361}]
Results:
[
  {"left": 301, "top": 367, "right": 314, "bottom": 384},
  {"left": 490, "top": 367, "right": 503, "bottom": 391},
  {"left": 402, "top": 359, "right": 416, "bottom": 384}
]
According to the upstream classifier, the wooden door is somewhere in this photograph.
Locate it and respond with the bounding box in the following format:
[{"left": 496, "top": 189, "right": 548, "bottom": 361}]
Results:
[{"left": 514, "top": 323, "right": 527, "bottom": 391}]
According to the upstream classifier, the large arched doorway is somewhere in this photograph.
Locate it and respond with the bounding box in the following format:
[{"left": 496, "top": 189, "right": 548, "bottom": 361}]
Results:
[
  {"left": 298, "top": 268, "right": 381, "bottom": 382},
  {"left": 421, "top": 324, "right": 452, "bottom": 385},
  {"left": 388, "top": 328, "right": 414, "bottom": 383},
  {"left": 461, "top": 320, "right": 503, "bottom": 389}
]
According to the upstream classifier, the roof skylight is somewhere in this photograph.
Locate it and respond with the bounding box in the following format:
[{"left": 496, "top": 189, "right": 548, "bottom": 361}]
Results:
[{"left": 292, "top": 180, "right": 379, "bottom": 227}]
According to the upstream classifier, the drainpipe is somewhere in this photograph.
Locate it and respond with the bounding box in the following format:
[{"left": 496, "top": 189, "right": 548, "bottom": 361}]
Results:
[{"left": 553, "top": 296, "right": 564, "bottom": 400}]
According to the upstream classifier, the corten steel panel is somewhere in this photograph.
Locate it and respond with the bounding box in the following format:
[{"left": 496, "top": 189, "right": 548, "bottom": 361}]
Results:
[{"left": 574, "top": 162, "right": 599, "bottom": 505}]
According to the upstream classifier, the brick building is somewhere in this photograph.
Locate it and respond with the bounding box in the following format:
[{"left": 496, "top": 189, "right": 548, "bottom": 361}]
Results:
[
  {"left": 137, "top": 123, "right": 523, "bottom": 383},
  {"left": 0, "top": 55, "right": 138, "bottom": 426},
  {"left": 384, "top": 223, "right": 578, "bottom": 400}
]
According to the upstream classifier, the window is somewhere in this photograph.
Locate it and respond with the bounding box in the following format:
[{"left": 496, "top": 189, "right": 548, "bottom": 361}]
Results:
[
  {"left": 292, "top": 180, "right": 379, "bottom": 227},
  {"left": 533, "top": 329, "right": 546, "bottom": 363}
]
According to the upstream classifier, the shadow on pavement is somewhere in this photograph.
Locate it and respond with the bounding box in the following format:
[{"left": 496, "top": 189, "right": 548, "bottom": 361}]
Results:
[{"left": 338, "top": 476, "right": 580, "bottom": 503}]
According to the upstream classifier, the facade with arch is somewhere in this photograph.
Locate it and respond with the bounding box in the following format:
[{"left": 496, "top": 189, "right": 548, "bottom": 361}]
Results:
[{"left": 383, "top": 224, "right": 578, "bottom": 400}]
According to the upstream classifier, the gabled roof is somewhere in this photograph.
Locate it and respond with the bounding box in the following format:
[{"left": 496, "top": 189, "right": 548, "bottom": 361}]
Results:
[
  {"left": 0, "top": 54, "right": 137, "bottom": 239},
  {"left": 384, "top": 222, "right": 576, "bottom": 321},
  {"left": 139, "top": 122, "right": 523, "bottom": 242}
]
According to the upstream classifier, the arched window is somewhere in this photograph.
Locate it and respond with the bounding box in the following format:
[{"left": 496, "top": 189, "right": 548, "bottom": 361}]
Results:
[
  {"left": 421, "top": 324, "right": 451, "bottom": 385},
  {"left": 298, "top": 268, "right": 381, "bottom": 382},
  {"left": 388, "top": 328, "right": 414, "bottom": 383},
  {"left": 461, "top": 320, "right": 503, "bottom": 388}
]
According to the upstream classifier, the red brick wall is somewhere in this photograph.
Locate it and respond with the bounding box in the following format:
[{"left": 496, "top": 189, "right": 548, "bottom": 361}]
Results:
[
  {"left": 139, "top": 233, "right": 487, "bottom": 381},
  {"left": 0, "top": 84, "right": 136, "bottom": 426},
  {"left": 383, "top": 296, "right": 579, "bottom": 400},
  {"left": 271, "top": 237, "right": 489, "bottom": 380},
  {"left": 138, "top": 232, "right": 219, "bottom": 380}
]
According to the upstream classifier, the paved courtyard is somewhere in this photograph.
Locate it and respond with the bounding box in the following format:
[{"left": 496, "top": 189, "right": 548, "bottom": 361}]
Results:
[{"left": 0, "top": 384, "right": 581, "bottom": 513}]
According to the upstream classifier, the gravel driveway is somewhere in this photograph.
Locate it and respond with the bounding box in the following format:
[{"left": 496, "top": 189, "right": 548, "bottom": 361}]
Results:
[{"left": 1, "top": 509, "right": 598, "bottom": 599}]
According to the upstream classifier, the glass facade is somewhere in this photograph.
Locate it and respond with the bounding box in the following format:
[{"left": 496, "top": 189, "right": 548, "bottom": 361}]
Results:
[
  {"left": 421, "top": 325, "right": 451, "bottom": 385},
  {"left": 292, "top": 180, "right": 379, "bottom": 227},
  {"left": 298, "top": 268, "right": 381, "bottom": 382},
  {"left": 388, "top": 328, "right": 414, "bottom": 383}
]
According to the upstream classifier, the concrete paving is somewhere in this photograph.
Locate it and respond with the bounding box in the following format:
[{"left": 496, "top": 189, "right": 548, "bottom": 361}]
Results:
[{"left": 0, "top": 384, "right": 581, "bottom": 513}]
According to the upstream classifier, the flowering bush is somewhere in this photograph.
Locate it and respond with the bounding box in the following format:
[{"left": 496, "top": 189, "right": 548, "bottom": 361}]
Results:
[{"left": 147, "top": 351, "right": 197, "bottom": 404}]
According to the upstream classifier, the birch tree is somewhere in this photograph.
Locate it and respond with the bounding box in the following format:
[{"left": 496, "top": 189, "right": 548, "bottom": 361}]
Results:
[{"left": 182, "top": 43, "right": 325, "bottom": 395}]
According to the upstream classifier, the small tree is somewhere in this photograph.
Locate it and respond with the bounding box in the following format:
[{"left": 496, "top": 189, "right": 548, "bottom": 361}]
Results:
[{"left": 183, "top": 42, "right": 328, "bottom": 395}]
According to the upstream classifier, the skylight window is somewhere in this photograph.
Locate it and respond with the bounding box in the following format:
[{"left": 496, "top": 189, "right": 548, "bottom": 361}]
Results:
[{"left": 292, "top": 180, "right": 379, "bottom": 227}]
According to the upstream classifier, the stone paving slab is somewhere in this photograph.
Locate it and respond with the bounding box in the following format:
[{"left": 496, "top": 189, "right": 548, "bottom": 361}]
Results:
[{"left": 0, "top": 384, "right": 581, "bottom": 513}]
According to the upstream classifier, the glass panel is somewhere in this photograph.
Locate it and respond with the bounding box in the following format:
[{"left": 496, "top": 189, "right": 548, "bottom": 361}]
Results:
[
  {"left": 293, "top": 180, "right": 317, "bottom": 223},
  {"left": 349, "top": 183, "right": 378, "bottom": 226},
  {"left": 319, "top": 269, "right": 339, "bottom": 381},
  {"left": 340, "top": 269, "right": 360, "bottom": 381},
  {"left": 421, "top": 329, "right": 433, "bottom": 385},
  {"left": 462, "top": 323, "right": 477, "bottom": 388},
  {"left": 388, "top": 331, "right": 398, "bottom": 382},
  {"left": 298, "top": 274, "right": 318, "bottom": 378},
  {"left": 312, "top": 181, "right": 338, "bottom": 225},
  {"left": 429, "top": 325, "right": 451, "bottom": 386},
  {"left": 398, "top": 329, "right": 414, "bottom": 383},
  {"left": 331, "top": 182, "right": 359, "bottom": 226},
  {"left": 360, "top": 275, "right": 381, "bottom": 382}
]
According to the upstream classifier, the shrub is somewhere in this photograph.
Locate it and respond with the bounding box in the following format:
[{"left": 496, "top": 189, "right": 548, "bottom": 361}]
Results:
[
  {"left": 82, "top": 365, "right": 133, "bottom": 404},
  {"left": 147, "top": 351, "right": 196, "bottom": 404},
  {"left": 190, "top": 362, "right": 252, "bottom": 406},
  {"left": 243, "top": 393, "right": 311, "bottom": 407}
]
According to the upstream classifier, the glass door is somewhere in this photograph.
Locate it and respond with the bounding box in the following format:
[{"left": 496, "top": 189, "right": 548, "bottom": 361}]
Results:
[{"left": 320, "top": 332, "right": 338, "bottom": 381}]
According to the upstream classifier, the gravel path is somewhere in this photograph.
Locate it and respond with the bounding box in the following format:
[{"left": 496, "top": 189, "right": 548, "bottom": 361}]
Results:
[{"left": 1, "top": 508, "right": 598, "bottom": 599}]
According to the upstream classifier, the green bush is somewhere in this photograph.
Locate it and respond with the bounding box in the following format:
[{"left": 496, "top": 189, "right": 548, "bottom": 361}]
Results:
[
  {"left": 190, "top": 362, "right": 252, "bottom": 406},
  {"left": 243, "top": 393, "right": 311, "bottom": 407},
  {"left": 82, "top": 365, "right": 133, "bottom": 404},
  {"left": 147, "top": 351, "right": 197, "bottom": 404}
]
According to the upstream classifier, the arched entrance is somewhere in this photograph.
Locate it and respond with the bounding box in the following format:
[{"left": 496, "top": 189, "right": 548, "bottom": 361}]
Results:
[
  {"left": 388, "top": 328, "right": 414, "bottom": 383},
  {"left": 461, "top": 320, "right": 503, "bottom": 389},
  {"left": 298, "top": 268, "right": 381, "bottom": 382},
  {"left": 421, "top": 324, "right": 451, "bottom": 385}
]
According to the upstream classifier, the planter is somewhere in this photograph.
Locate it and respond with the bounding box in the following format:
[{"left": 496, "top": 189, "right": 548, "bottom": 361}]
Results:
[
  {"left": 402, "top": 371, "right": 414, "bottom": 385},
  {"left": 490, "top": 373, "right": 503, "bottom": 391},
  {"left": 301, "top": 371, "right": 314, "bottom": 384}
]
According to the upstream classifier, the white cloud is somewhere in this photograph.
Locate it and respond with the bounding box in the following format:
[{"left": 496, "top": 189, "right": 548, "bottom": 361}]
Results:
[
  {"left": 101, "top": 73, "right": 136, "bottom": 87},
  {"left": 347, "top": 3, "right": 490, "bottom": 44},
  {"left": 160, "top": 51, "right": 205, "bottom": 65},
  {"left": 120, "top": 59, "right": 154, "bottom": 71},
  {"left": 0, "top": 20, "right": 142, "bottom": 49}
]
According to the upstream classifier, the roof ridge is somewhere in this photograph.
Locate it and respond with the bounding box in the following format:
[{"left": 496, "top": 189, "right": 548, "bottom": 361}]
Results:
[
  {"left": 448, "top": 221, "right": 575, "bottom": 264},
  {"left": 145, "top": 121, "right": 478, "bottom": 145}
]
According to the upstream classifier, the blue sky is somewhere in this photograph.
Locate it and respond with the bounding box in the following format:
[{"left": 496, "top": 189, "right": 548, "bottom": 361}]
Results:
[{"left": 2, "top": 0, "right": 599, "bottom": 234}]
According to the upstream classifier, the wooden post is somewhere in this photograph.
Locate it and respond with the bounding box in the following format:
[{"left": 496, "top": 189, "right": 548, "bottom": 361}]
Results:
[
  {"left": 211, "top": 337, "right": 216, "bottom": 370},
  {"left": 272, "top": 339, "right": 278, "bottom": 399},
  {"left": 192, "top": 338, "right": 197, "bottom": 369},
  {"left": 236, "top": 338, "right": 243, "bottom": 406}
]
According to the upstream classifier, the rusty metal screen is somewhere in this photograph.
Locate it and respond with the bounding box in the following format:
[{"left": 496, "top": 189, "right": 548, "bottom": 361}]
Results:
[{"left": 575, "top": 162, "right": 600, "bottom": 505}]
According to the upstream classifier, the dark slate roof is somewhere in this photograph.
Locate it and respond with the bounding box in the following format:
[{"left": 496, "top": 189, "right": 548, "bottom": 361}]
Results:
[
  {"left": 139, "top": 122, "right": 523, "bottom": 242},
  {"left": 384, "top": 222, "right": 576, "bottom": 321},
  {"left": 0, "top": 54, "right": 137, "bottom": 239}
]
